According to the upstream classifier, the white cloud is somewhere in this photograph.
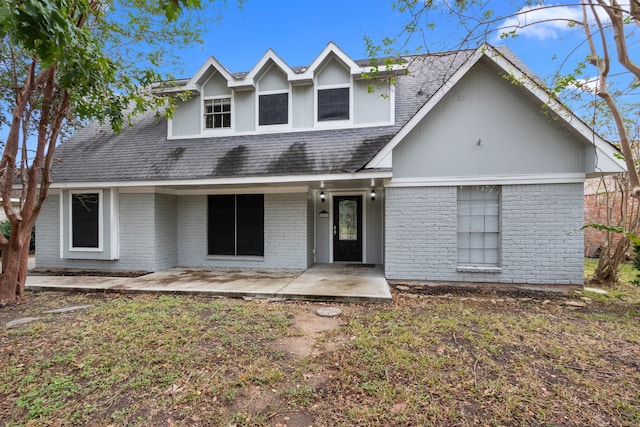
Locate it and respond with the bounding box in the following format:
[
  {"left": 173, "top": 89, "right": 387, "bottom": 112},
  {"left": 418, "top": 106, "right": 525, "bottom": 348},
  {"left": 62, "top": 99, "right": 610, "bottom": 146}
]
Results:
[
  {"left": 570, "top": 77, "right": 600, "bottom": 93},
  {"left": 497, "top": 3, "right": 612, "bottom": 41}
]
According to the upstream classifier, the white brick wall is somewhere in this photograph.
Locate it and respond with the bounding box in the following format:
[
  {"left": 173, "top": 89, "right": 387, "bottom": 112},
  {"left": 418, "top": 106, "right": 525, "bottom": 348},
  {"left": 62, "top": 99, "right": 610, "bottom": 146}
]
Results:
[
  {"left": 385, "top": 183, "right": 584, "bottom": 285},
  {"left": 154, "top": 193, "right": 177, "bottom": 270},
  {"left": 35, "top": 194, "right": 60, "bottom": 268},
  {"left": 177, "top": 192, "right": 311, "bottom": 269},
  {"left": 385, "top": 186, "right": 458, "bottom": 280},
  {"left": 36, "top": 192, "right": 158, "bottom": 271}
]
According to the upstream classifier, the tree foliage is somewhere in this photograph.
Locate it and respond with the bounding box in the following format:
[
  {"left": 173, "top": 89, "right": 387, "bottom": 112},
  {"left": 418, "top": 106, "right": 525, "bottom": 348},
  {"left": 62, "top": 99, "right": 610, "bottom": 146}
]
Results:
[{"left": 0, "top": 0, "right": 232, "bottom": 305}]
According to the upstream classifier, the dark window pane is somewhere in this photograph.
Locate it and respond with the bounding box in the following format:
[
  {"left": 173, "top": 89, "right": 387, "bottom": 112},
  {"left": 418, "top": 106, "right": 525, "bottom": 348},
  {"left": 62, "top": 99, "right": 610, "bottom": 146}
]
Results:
[
  {"left": 204, "top": 98, "right": 231, "bottom": 129},
  {"left": 318, "top": 88, "right": 349, "bottom": 121},
  {"left": 236, "top": 195, "right": 264, "bottom": 256},
  {"left": 259, "top": 93, "right": 288, "bottom": 125},
  {"left": 72, "top": 193, "right": 99, "bottom": 248},
  {"left": 208, "top": 195, "right": 235, "bottom": 255}
]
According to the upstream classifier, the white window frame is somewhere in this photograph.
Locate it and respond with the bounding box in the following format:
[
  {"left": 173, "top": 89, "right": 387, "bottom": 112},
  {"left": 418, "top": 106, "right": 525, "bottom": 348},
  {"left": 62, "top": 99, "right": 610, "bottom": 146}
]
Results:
[
  {"left": 456, "top": 185, "right": 501, "bottom": 267},
  {"left": 69, "top": 190, "right": 104, "bottom": 252},
  {"left": 256, "top": 62, "right": 292, "bottom": 131},
  {"left": 314, "top": 80, "right": 353, "bottom": 128},
  {"left": 256, "top": 88, "right": 291, "bottom": 131},
  {"left": 202, "top": 95, "right": 233, "bottom": 133}
]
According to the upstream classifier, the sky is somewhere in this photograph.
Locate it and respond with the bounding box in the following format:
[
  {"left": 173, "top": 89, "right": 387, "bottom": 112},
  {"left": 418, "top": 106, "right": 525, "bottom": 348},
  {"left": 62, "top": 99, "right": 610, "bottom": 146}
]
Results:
[
  {"left": 173, "top": 0, "right": 614, "bottom": 85},
  {"left": 2, "top": 1, "right": 638, "bottom": 145}
]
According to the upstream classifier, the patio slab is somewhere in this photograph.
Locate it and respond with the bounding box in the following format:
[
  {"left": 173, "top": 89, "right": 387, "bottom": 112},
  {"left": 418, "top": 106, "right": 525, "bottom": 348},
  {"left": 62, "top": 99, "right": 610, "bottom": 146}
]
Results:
[{"left": 25, "top": 264, "right": 392, "bottom": 303}]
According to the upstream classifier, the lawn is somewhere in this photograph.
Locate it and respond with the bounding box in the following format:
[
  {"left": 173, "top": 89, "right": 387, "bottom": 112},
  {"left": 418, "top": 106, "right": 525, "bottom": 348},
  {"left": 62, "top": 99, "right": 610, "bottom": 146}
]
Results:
[{"left": 1, "top": 262, "right": 639, "bottom": 426}]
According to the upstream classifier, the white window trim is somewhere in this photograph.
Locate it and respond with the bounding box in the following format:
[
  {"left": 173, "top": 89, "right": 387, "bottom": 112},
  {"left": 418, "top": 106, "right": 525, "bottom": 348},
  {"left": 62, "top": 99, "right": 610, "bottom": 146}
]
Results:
[
  {"left": 256, "top": 62, "right": 292, "bottom": 131},
  {"left": 69, "top": 190, "right": 104, "bottom": 252},
  {"left": 202, "top": 94, "right": 234, "bottom": 134},
  {"left": 256, "top": 88, "right": 292, "bottom": 131},
  {"left": 314, "top": 79, "right": 353, "bottom": 127},
  {"left": 456, "top": 186, "right": 501, "bottom": 267}
]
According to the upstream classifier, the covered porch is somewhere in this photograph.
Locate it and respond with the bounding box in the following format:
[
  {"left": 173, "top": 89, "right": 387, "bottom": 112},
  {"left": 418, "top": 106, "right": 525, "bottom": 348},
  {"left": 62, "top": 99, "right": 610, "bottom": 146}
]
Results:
[{"left": 27, "top": 263, "right": 392, "bottom": 303}]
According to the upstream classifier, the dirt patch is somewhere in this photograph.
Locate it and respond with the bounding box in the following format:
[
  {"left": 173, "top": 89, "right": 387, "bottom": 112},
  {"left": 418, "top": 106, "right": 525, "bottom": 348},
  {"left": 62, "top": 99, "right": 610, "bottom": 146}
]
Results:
[
  {"left": 272, "top": 305, "right": 346, "bottom": 358},
  {"left": 392, "top": 283, "right": 574, "bottom": 301}
]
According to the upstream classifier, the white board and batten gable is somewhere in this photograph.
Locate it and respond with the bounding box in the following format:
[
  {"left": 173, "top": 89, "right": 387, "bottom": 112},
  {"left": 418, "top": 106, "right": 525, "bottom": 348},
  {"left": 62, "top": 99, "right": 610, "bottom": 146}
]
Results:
[
  {"left": 165, "top": 42, "right": 396, "bottom": 139},
  {"left": 367, "top": 44, "right": 626, "bottom": 185}
]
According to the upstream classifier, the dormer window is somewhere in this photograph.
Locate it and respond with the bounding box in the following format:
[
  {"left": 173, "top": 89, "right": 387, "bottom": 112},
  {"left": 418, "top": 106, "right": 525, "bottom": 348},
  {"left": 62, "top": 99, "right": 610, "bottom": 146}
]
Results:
[
  {"left": 256, "top": 62, "right": 291, "bottom": 129},
  {"left": 204, "top": 98, "right": 231, "bottom": 129},
  {"left": 315, "top": 57, "right": 352, "bottom": 124},
  {"left": 259, "top": 92, "right": 288, "bottom": 125},
  {"left": 318, "top": 87, "right": 349, "bottom": 121}
]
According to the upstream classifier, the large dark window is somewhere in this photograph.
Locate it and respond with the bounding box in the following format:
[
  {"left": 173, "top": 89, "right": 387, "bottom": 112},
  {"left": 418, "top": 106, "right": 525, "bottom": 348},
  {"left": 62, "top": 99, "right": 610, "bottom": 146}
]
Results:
[
  {"left": 318, "top": 87, "right": 349, "bottom": 121},
  {"left": 259, "top": 93, "right": 288, "bottom": 125},
  {"left": 208, "top": 194, "right": 264, "bottom": 256},
  {"left": 71, "top": 193, "right": 100, "bottom": 248}
]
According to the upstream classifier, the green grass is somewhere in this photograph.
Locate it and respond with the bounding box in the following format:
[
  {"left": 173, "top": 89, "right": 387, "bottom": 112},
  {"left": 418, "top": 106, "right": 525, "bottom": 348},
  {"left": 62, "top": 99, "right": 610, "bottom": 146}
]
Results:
[
  {"left": 1, "top": 295, "right": 296, "bottom": 426},
  {"left": 1, "top": 261, "right": 639, "bottom": 426},
  {"left": 584, "top": 258, "right": 640, "bottom": 303},
  {"left": 312, "top": 296, "right": 639, "bottom": 426}
]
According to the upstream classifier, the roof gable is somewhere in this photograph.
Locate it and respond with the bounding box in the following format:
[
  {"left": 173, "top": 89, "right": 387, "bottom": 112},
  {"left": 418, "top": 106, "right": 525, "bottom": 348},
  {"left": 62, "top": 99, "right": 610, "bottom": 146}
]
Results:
[
  {"left": 366, "top": 44, "right": 626, "bottom": 175},
  {"left": 188, "top": 56, "right": 235, "bottom": 91},
  {"left": 245, "top": 49, "right": 296, "bottom": 86}
]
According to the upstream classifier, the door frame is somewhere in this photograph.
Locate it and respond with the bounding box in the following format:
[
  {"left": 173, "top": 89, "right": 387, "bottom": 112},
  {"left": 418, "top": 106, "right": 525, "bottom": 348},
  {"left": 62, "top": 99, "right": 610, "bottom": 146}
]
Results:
[{"left": 329, "top": 190, "right": 367, "bottom": 264}]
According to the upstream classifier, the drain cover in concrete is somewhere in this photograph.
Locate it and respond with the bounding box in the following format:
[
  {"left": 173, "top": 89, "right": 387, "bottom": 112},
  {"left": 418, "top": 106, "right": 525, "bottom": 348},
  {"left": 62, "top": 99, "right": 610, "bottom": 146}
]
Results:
[
  {"left": 6, "top": 317, "right": 41, "bottom": 328},
  {"left": 316, "top": 307, "right": 342, "bottom": 317}
]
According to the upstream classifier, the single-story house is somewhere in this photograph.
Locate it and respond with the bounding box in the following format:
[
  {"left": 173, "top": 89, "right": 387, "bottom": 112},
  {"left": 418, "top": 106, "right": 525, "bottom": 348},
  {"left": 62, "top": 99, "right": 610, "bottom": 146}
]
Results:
[{"left": 35, "top": 43, "right": 625, "bottom": 286}]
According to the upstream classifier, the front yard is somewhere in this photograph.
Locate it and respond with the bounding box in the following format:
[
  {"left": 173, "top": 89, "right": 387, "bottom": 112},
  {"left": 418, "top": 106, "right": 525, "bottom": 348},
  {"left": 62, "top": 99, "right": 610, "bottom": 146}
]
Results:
[{"left": 1, "top": 261, "right": 639, "bottom": 426}]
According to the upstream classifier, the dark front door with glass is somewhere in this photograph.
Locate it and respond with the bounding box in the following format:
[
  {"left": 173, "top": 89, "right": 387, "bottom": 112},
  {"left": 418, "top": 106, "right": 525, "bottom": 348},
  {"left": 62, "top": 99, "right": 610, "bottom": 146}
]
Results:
[{"left": 333, "top": 195, "right": 362, "bottom": 262}]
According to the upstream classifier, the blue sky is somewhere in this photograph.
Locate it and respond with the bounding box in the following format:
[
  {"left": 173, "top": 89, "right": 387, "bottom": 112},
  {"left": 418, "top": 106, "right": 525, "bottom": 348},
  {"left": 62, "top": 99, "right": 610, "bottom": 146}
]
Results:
[{"left": 175, "top": 1, "right": 605, "bottom": 85}]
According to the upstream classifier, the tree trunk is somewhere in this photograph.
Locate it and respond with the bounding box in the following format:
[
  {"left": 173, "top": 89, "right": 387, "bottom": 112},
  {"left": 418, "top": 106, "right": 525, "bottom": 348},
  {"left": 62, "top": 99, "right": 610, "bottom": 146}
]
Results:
[
  {"left": 594, "top": 235, "right": 630, "bottom": 283},
  {"left": 0, "top": 234, "right": 27, "bottom": 306}
]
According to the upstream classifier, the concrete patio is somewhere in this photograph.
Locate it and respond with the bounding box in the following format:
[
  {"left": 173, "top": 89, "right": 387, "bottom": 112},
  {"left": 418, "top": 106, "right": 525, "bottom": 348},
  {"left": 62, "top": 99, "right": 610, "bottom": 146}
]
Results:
[{"left": 26, "top": 263, "right": 392, "bottom": 303}]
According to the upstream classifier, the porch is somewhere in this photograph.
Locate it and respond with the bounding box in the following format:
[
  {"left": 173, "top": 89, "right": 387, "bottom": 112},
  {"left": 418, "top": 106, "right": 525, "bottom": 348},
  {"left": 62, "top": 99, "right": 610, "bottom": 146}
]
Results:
[{"left": 26, "top": 263, "right": 392, "bottom": 303}]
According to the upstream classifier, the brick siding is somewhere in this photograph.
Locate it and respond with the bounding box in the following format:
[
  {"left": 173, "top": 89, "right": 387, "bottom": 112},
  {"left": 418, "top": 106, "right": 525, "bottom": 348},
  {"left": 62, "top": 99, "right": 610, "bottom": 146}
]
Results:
[{"left": 385, "top": 183, "right": 584, "bottom": 285}]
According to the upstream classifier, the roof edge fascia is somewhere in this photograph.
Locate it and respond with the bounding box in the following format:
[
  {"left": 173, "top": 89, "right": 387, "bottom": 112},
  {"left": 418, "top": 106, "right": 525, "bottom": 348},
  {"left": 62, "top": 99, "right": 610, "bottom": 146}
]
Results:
[{"left": 49, "top": 170, "right": 394, "bottom": 190}]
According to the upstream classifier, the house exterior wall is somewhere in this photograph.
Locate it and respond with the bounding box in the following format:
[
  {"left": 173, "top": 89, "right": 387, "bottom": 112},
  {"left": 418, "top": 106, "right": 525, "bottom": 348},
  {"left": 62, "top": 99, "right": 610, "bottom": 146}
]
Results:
[
  {"left": 36, "top": 192, "right": 159, "bottom": 272},
  {"left": 259, "top": 66, "right": 288, "bottom": 91},
  {"left": 293, "top": 85, "right": 314, "bottom": 128},
  {"left": 393, "top": 63, "right": 587, "bottom": 178},
  {"left": 168, "top": 65, "right": 392, "bottom": 138},
  {"left": 154, "top": 193, "right": 178, "bottom": 270},
  {"left": 354, "top": 80, "right": 390, "bottom": 125},
  {"left": 306, "top": 191, "right": 315, "bottom": 267},
  {"left": 385, "top": 183, "right": 584, "bottom": 285},
  {"left": 317, "top": 58, "right": 349, "bottom": 85},
  {"left": 365, "top": 192, "right": 384, "bottom": 264},
  {"left": 170, "top": 96, "right": 200, "bottom": 137},
  {"left": 203, "top": 72, "right": 230, "bottom": 97},
  {"left": 176, "top": 192, "right": 311, "bottom": 269}
]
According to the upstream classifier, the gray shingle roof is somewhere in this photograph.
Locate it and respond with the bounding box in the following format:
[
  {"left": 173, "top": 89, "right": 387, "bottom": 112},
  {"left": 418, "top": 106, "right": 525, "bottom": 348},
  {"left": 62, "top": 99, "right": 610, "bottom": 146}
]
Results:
[{"left": 52, "top": 46, "right": 521, "bottom": 184}]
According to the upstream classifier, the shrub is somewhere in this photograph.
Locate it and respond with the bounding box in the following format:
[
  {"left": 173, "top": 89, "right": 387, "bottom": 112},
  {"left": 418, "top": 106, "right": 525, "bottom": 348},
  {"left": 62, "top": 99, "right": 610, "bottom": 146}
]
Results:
[{"left": 0, "top": 219, "right": 36, "bottom": 253}]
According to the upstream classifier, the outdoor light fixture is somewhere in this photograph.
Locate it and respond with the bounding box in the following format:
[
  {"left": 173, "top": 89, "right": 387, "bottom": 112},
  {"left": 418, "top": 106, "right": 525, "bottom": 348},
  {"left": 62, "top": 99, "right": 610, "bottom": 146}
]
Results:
[
  {"left": 320, "top": 191, "right": 326, "bottom": 202},
  {"left": 371, "top": 189, "right": 377, "bottom": 201}
]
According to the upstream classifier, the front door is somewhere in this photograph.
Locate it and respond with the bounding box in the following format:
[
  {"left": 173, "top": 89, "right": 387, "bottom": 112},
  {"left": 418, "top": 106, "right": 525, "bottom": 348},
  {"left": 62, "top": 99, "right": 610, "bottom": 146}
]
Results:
[{"left": 333, "top": 195, "right": 363, "bottom": 262}]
